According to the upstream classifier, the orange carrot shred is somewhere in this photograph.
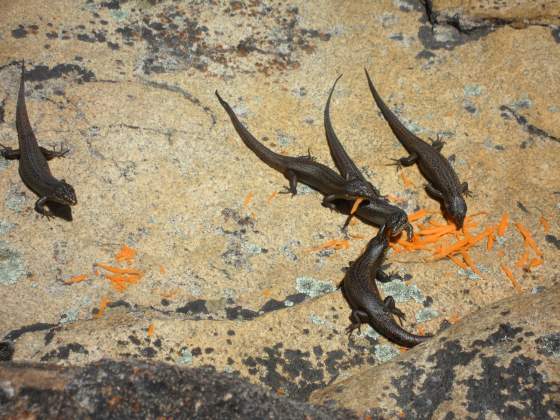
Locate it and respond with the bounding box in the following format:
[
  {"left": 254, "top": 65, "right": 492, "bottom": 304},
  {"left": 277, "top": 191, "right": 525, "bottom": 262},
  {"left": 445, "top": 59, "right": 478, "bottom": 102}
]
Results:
[
  {"left": 348, "top": 233, "right": 365, "bottom": 240},
  {"left": 147, "top": 324, "right": 155, "bottom": 337},
  {"left": 539, "top": 216, "right": 550, "bottom": 233},
  {"left": 95, "top": 263, "right": 143, "bottom": 275},
  {"left": 267, "top": 191, "right": 278, "bottom": 204},
  {"left": 262, "top": 289, "right": 272, "bottom": 298},
  {"left": 306, "top": 239, "right": 350, "bottom": 253},
  {"left": 243, "top": 191, "right": 254, "bottom": 208},
  {"left": 400, "top": 171, "right": 413, "bottom": 188},
  {"left": 350, "top": 197, "right": 365, "bottom": 214},
  {"left": 408, "top": 209, "right": 427, "bottom": 222},
  {"left": 460, "top": 249, "right": 480, "bottom": 274},
  {"left": 515, "top": 250, "right": 529, "bottom": 269},
  {"left": 497, "top": 213, "right": 509, "bottom": 236},
  {"left": 64, "top": 274, "right": 89, "bottom": 285},
  {"left": 95, "top": 297, "right": 110, "bottom": 319},
  {"left": 448, "top": 254, "right": 468, "bottom": 269},
  {"left": 433, "top": 238, "right": 469, "bottom": 258},
  {"left": 514, "top": 223, "right": 543, "bottom": 256},
  {"left": 501, "top": 265, "right": 523, "bottom": 294},
  {"left": 486, "top": 231, "right": 495, "bottom": 251},
  {"left": 115, "top": 245, "right": 136, "bottom": 263},
  {"left": 448, "top": 313, "right": 461, "bottom": 324},
  {"left": 417, "top": 325, "right": 426, "bottom": 336},
  {"left": 528, "top": 258, "right": 543, "bottom": 269},
  {"left": 159, "top": 265, "right": 166, "bottom": 274},
  {"left": 468, "top": 227, "right": 494, "bottom": 246}
]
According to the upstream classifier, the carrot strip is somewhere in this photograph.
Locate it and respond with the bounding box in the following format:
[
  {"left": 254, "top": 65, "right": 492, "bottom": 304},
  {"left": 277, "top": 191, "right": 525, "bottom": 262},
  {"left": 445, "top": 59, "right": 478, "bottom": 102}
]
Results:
[
  {"left": 159, "top": 265, "right": 166, "bottom": 274},
  {"left": 115, "top": 245, "right": 136, "bottom": 263},
  {"left": 348, "top": 233, "right": 365, "bottom": 240},
  {"left": 400, "top": 171, "right": 413, "bottom": 188},
  {"left": 515, "top": 250, "right": 529, "bottom": 269},
  {"left": 243, "top": 191, "right": 254, "bottom": 208},
  {"left": 497, "top": 213, "right": 509, "bottom": 236},
  {"left": 467, "top": 227, "right": 494, "bottom": 246},
  {"left": 267, "top": 191, "right": 278, "bottom": 204},
  {"left": 64, "top": 274, "right": 89, "bottom": 285},
  {"left": 95, "top": 297, "right": 110, "bottom": 319},
  {"left": 408, "top": 209, "right": 427, "bottom": 222},
  {"left": 433, "top": 238, "right": 470, "bottom": 258},
  {"left": 528, "top": 258, "right": 543, "bottom": 269},
  {"left": 501, "top": 265, "right": 523, "bottom": 293},
  {"left": 460, "top": 249, "right": 480, "bottom": 274},
  {"left": 539, "top": 216, "right": 550, "bottom": 233},
  {"left": 147, "top": 324, "right": 155, "bottom": 337},
  {"left": 95, "top": 263, "right": 143, "bottom": 275},
  {"left": 350, "top": 197, "right": 364, "bottom": 215},
  {"left": 514, "top": 223, "right": 543, "bottom": 256},
  {"left": 448, "top": 254, "right": 468, "bottom": 269},
  {"left": 417, "top": 325, "right": 426, "bottom": 336},
  {"left": 418, "top": 225, "right": 456, "bottom": 236},
  {"left": 486, "top": 231, "right": 496, "bottom": 251},
  {"left": 306, "top": 239, "right": 350, "bottom": 253}
]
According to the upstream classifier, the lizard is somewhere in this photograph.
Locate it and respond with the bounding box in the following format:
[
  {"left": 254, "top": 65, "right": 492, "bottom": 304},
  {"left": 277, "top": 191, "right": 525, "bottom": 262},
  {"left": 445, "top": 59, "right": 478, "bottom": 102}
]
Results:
[
  {"left": 339, "top": 225, "right": 431, "bottom": 348},
  {"left": 364, "top": 68, "right": 469, "bottom": 229},
  {"left": 0, "top": 62, "right": 77, "bottom": 218}
]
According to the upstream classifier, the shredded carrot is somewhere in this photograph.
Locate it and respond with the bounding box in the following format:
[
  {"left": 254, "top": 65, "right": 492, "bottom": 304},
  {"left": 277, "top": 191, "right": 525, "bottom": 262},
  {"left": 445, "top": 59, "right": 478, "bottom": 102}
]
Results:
[
  {"left": 348, "top": 233, "right": 365, "bottom": 240},
  {"left": 94, "top": 270, "right": 100, "bottom": 276},
  {"left": 306, "top": 239, "right": 349, "bottom": 253},
  {"left": 418, "top": 225, "right": 456, "bottom": 236},
  {"left": 64, "top": 274, "right": 89, "bottom": 285},
  {"left": 95, "top": 263, "right": 143, "bottom": 275},
  {"left": 408, "top": 209, "right": 427, "bottom": 222},
  {"left": 486, "top": 231, "right": 495, "bottom": 251},
  {"left": 514, "top": 223, "right": 543, "bottom": 256},
  {"left": 528, "top": 258, "right": 543, "bottom": 269},
  {"left": 115, "top": 245, "right": 136, "bottom": 263},
  {"left": 497, "top": 213, "right": 509, "bottom": 236},
  {"left": 460, "top": 249, "right": 480, "bottom": 274},
  {"left": 433, "top": 238, "right": 470, "bottom": 258},
  {"left": 448, "top": 313, "right": 461, "bottom": 324},
  {"left": 262, "top": 289, "right": 272, "bottom": 298},
  {"left": 147, "top": 323, "right": 155, "bottom": 337},
  {"left": 448, "top": 254, "right": 468, "bottom": 269},
  {"left": 159, "top": 265, "right": 166, "bottom": 274},
  {"left": 350, "top": 197, "right": 364, "bottom": 215},
  {"left": 515, "top": 250, "right": 529, "bottom": 269},
  {"left": 243, "top": 191, "right": 254, "bottom": 208},
  {"left": 467, "top": 227, "right": 494, "bottom": 246},
  {"left": 400, "top": 171, "right": 413, "bottom": 188},
  {"left": 267, "top": 191, "right": 278, "bottom": 204},
  {"left": 95, "top": 296, "right": 110, "bottom": 319},
  {"left": 104, "top": 272, "right": 142, "bottom": 292},
  {"left": 539, "top": 216, "right": 550, "bottom": 233},
  {"left": 501, "top": 265, "right": 523, "bottom": 293},
  {"left": 417, "top": 325, "right": 426, "bottom": 336}
]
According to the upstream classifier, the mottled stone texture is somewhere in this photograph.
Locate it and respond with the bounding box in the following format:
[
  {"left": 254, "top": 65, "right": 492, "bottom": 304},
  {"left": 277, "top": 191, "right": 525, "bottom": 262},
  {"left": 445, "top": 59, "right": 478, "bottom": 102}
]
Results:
[
  {"left": 0, "top": 359, "right": 355, "bottom": 419},
  {"left": 311, "top": 285, "right": 560, "bottom": 418},
  {"left": 0, "top": 0, "right": 559, "bottom": 417}
]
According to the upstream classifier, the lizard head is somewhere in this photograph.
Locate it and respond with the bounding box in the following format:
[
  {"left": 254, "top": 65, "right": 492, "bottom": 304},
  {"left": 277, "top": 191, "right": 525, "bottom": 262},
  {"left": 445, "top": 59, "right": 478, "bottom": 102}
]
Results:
[
  {"left": 53, "top": 181, "right": 77, "bottom": 206},
  {"left": 386, "top": 211, "right": 413, "bottom": 241},
  {"left": 446, "top": 194, "right": 467, "bottom": 229}
]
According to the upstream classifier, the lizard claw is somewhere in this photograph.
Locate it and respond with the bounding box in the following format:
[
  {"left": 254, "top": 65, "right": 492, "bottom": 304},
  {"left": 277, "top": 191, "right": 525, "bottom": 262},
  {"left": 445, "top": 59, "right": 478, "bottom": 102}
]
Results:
[{"left": 387, "top": 159, "right": 403, "bottom": 171}]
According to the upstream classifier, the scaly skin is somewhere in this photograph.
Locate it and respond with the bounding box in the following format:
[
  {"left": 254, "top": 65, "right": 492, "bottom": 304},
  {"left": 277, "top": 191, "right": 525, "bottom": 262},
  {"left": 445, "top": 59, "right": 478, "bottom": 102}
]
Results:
[
  {"left": 339, "top": 227, "right": 431, "bottom": 348},
  {"left": 0, "top": 62, "right": 76, "bottom": 218},
  {"left": 216, "top": 91, "right": 377, "bottom": 207},
  {"left": 364, "top": 68, "right": 468, "bottom": 229}
]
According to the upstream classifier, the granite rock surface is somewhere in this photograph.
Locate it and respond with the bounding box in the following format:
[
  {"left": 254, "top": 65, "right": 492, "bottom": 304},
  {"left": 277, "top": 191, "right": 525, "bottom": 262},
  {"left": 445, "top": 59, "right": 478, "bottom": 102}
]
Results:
[{"left": 1, "top": 0, "right": 559, "bottom": 416}]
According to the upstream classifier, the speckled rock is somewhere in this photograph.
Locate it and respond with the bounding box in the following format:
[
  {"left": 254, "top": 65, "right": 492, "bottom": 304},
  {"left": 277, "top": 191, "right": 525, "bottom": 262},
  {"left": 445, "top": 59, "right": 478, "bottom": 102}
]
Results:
[
  {"left": 310, "top": 284, "right": 560, "bottom": 418},
  {"left": 0, "top": 359, "right": 356, "bottom": 419},
  {"left": 430, "top": 0, "right": 560, "bottom": 29},
  {"left": 0, "top": 0, "right": 559, "bottom": 409}
]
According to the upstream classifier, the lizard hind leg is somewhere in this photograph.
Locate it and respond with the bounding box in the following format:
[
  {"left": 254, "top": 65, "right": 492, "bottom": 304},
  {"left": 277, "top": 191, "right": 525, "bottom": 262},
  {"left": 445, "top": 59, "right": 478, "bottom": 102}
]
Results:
[
  {"left": 383, "top": 296, "right": 406, "bottom": 324},
  {"left": 346, "top": 309, "right": 368, "bottom": 335}
]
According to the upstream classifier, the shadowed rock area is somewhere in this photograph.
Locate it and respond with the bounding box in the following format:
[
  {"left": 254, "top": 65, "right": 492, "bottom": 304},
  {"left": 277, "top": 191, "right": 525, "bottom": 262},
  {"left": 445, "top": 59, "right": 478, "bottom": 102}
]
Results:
[{"left": 0, "top": 359, "right": 355, "bottom": 419}]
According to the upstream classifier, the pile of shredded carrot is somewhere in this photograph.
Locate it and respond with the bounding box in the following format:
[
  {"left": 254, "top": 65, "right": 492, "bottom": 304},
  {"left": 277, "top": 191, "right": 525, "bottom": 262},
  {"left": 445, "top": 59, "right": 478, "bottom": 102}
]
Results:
[
  {"left": 388, "top": 209, "right": 547, "bottom": 294},
  {"left": 95, "top": 296, "right": 110, "bottom": 319}
]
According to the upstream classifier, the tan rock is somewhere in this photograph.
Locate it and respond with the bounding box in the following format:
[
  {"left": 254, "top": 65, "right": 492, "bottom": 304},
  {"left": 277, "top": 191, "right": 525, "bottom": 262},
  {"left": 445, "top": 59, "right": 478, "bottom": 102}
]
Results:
[{"left": 310, "top": 285, "right": 560, "bottom": 418}]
